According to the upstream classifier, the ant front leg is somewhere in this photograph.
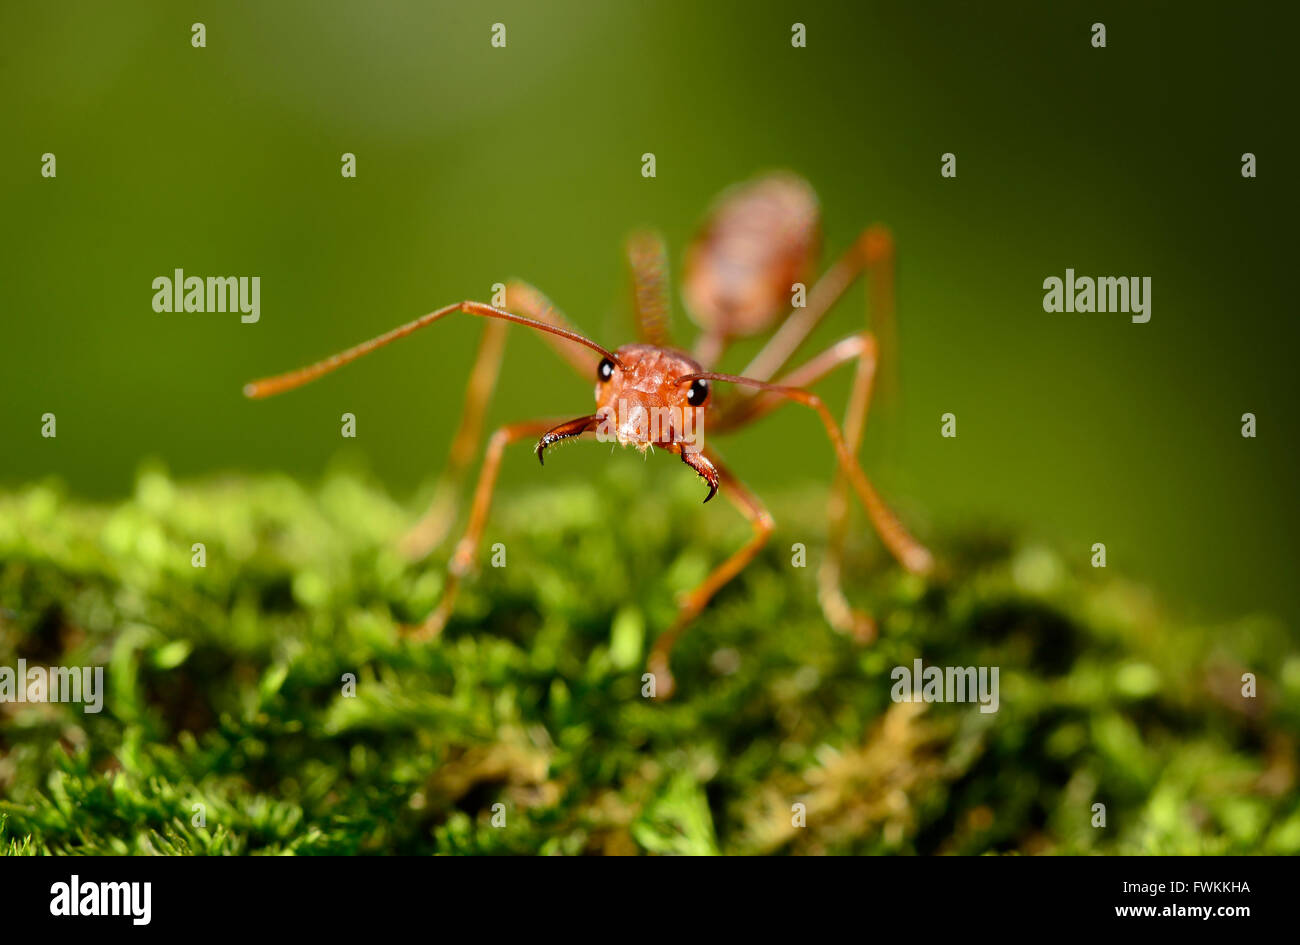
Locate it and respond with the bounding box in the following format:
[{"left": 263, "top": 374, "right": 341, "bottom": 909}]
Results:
[
  {"left": 401, "top": 282, "right": 601, "bottom": 560},
  {"left": 647, "top": 449, "right": 774, "bottom": 698},
  {"left": 411, "top": 414, "right": 598, "bottom": 640}
]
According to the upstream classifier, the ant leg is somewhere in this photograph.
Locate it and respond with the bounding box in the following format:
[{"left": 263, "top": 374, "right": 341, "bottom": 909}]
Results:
[
  {"left": 748, "top": 230, "right": 898, "bottom": 639},
  {"left": 400, "top": 318, "right": 506, "bottom": 559},
  {"left": 712, "top": 334, "right": 882, "bottom": 639},
  {"left": 819, "top": 269, "right": 895, "bottom": 638},
  {"left": 626, "top": 230, "right": 673, "bottom": 347},
  {"left": 410, "top": 415, "right": 597, "bottom": 640},
  {"left": 821, "top": 330, "right": 879, "bottom": 641},
  {"left": 401, "top": 282, "right": 601, "bottom": 560},
  {"left": 740, "top": 225, "right": 894, "bottom": 384},
  {"left": 647, "top": 450, "right": 774, "bottom": 698},
  {"left": 683, "top": 370, "right": 932, "bottom": 580},
  {"left": 711, "top": 333, "right": 874, "bottom": 432}
]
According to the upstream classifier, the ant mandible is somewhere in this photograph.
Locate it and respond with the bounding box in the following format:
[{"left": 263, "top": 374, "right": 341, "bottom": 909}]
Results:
[{"left": 245, "top": 173, "right": 933, "bottom": 696}]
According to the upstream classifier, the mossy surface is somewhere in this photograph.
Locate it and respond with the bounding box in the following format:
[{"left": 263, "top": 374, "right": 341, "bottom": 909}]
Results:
[{"left": 0, "top": 466, "right": 1296, "bottom": 855}]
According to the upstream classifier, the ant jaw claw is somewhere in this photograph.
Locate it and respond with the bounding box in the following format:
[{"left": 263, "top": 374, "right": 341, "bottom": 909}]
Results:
[
  {"left": 535, "top": 415, "right": 600, "bottom": 469},
  {"left": 680, "top": 449, "right": 719, "bottom": 504}
]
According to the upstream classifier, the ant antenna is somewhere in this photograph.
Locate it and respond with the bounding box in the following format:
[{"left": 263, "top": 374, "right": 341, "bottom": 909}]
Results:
[{"left": 244, "top": 301, "right": 624, "bottom": 399}]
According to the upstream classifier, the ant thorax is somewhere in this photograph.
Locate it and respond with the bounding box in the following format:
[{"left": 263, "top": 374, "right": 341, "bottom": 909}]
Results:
[{"left": 594, "top": 344, "right": 708, "bottom": 454}]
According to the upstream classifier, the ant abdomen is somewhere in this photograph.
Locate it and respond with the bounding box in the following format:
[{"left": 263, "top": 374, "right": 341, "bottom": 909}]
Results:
[{"left": 682, "top": 172, "right": 822, "bottom": 340}]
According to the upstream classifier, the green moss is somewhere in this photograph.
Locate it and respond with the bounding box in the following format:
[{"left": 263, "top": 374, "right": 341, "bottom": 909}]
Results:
[{"left": 0, "top": 466, "right": 1295, "bottom": 855}]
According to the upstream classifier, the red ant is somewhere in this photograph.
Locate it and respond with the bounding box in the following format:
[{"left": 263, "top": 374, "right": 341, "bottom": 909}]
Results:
[{"left": 245, "top": 173, "right": 933, "bottom": 696}]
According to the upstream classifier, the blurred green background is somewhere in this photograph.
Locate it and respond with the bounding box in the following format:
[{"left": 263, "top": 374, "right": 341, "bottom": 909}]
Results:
[{"left": 1, "top": 0, "right": 1296, "bottom": 632}]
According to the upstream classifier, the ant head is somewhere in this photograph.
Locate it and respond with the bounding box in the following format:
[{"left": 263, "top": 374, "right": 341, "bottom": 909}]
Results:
[{"left": 594, "top": 344, "right": 710, "bottom": 452}]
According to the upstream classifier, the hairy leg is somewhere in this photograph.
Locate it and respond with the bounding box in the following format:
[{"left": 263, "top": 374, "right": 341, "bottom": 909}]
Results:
[{"left": 626, "top": 230, "right": 673, "bottom": 347}]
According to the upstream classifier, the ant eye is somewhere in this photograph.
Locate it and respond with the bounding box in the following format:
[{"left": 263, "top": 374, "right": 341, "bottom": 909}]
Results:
[
  {"left": 598, "top": 358, "right": 615, "bottom": 382},
  {"left": 686, "top": 378, "right": 710, "bottom": 406}
]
